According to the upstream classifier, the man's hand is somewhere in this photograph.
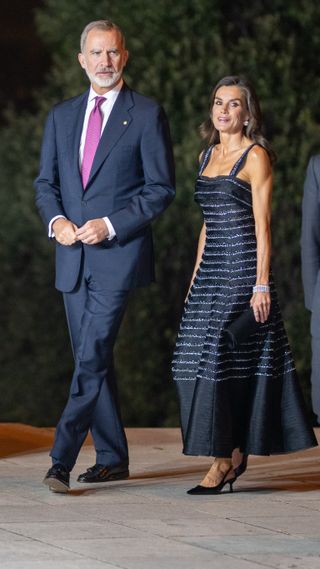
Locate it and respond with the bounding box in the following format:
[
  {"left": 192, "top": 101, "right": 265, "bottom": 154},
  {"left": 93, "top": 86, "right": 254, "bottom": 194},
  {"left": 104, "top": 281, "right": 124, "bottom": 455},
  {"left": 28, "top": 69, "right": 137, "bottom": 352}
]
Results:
[
  {"left": 75, "top": 219, "right": 109, "bottom": 245},
  {"left": 53, "top": 218, "right": 78, "bottom": 246}
]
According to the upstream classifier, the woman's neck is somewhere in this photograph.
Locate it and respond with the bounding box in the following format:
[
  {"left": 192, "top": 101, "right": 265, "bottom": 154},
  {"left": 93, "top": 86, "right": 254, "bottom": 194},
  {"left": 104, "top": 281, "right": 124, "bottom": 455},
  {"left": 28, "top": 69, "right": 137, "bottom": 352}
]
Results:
[{"left": 218, "top": 134, "right": 250, "bottom": 155}]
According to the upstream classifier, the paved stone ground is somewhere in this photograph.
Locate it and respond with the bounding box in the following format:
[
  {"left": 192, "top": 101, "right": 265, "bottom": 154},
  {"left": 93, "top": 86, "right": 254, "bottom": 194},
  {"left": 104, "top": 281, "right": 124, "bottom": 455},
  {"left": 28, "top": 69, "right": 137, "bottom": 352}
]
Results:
[{"left": 0, "top": 424, "right": 320, "bottom": 569}]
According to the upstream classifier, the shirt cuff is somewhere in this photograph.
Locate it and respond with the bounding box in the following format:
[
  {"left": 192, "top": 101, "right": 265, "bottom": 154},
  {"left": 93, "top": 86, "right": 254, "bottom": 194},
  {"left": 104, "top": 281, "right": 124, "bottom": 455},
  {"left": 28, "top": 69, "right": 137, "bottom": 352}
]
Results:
[
  {"left": 103, "top": 217, "right": 116, "bottom": 240},
  {"left": 48, "top": 215, "right": 66, "bottom": 238}
]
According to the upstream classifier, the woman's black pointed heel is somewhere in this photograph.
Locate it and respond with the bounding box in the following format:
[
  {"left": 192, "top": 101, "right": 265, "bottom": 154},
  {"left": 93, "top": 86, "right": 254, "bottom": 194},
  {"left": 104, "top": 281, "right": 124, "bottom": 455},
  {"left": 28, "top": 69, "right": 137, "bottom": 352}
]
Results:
[
  {"left": 187, "top": 466, "right": 236, "bottom": 495},
  {"left": 234, "top": 455, "right": 248, "bottom": 478}
]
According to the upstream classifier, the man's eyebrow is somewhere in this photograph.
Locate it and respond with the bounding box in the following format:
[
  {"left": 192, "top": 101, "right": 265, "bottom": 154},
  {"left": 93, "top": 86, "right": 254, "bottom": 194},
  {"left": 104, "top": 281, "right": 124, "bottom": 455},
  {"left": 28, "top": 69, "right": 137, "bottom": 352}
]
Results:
[{"left": 90, "top": 47, "right": 119, "bottom": 53}]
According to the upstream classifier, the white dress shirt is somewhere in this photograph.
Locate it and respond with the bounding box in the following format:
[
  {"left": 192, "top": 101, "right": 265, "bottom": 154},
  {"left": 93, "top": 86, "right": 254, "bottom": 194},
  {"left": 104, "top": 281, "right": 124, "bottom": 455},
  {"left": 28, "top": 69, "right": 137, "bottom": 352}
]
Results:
[{"left": 49, "top": 80, "right": 123, "bottom": 240}]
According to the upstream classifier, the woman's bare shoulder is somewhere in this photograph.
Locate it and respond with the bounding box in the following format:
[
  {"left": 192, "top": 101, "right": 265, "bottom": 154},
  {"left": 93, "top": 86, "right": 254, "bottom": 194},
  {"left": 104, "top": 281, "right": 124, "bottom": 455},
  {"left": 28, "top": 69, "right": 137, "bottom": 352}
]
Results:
[
  {"left": 248, "top": 144, "right": 270, "bottom": 164},
  {"left": 247, "top": 145, "right": 272, "bottom": 174}
]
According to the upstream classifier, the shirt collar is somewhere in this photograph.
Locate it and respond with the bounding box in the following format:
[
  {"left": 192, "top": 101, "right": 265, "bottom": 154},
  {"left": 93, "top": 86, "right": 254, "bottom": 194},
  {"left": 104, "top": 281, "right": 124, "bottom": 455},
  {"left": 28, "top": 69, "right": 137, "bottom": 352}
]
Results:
[{"left": 88, "top": 79, "right": 123, "bottom": 103}]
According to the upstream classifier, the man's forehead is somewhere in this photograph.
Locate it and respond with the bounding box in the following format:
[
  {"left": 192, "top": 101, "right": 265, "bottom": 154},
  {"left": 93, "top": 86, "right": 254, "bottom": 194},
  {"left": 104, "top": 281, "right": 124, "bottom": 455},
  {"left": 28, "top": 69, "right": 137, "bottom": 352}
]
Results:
[{"left": 86, "top": 28, "right": 122, "bottom": 46}]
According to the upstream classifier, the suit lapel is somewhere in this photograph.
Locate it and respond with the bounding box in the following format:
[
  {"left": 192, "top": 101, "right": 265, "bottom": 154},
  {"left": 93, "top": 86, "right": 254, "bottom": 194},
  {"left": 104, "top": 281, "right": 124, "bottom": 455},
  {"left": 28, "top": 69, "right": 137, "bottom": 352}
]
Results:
[
  {"left": 66, "top": 91, "right": 89, "bottom": 190},
  {"left": 87, "top": 84, "right": 134, "bottom": 186}
]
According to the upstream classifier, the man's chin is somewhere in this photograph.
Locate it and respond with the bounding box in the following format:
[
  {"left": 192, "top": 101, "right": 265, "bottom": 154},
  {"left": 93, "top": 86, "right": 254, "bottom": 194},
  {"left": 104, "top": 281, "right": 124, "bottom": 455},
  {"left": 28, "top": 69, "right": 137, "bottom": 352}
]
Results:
[
  {"left": 95, "top": 76, "right": 116, "bottom": 87},
  {"left": 89, "top": 72, "right": 122, "bottom": 89}
]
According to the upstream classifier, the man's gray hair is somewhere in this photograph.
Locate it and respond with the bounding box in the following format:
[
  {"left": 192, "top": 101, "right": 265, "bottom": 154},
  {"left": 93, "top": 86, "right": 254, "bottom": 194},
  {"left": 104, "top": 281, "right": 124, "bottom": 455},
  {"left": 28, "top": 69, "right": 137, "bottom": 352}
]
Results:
[{"left": 80, "top": 20, "right": 125, "bottom": 52}]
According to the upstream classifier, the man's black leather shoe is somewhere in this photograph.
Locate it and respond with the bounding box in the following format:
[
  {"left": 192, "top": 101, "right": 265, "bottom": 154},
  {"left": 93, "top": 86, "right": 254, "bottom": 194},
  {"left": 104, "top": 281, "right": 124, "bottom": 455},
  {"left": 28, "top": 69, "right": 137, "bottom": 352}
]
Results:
[
  {"left": 77, "top": 462, "right": 129, "bottom": 483},
  {"left": 43, "top": 464, "right": 70, "bottom": 493}
]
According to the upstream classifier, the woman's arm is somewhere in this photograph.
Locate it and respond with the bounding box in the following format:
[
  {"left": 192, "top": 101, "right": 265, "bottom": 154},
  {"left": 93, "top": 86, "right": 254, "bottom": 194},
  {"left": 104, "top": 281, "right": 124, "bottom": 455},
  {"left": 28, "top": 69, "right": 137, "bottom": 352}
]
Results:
[
  {"left": 247, "top": 146, "right": 273, "bottom": 322},
  {"left": 185, "top": 223, "right": 206, "bottom": 301}
]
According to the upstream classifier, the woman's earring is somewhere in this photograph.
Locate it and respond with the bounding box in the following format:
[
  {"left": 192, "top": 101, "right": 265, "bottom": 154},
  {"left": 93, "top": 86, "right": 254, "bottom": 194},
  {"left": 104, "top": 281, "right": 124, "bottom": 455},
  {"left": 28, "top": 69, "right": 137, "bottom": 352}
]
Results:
[{"left": 243, "top": 120, "right": 249, "bottom": 126}]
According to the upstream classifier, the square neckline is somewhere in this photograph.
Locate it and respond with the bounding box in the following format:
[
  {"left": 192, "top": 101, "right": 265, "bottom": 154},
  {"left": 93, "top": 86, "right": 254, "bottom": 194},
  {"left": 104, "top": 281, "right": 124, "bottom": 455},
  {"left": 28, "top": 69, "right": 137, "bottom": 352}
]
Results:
[{"left": 199, "top": 144, "right": 256, "bottom": 187}]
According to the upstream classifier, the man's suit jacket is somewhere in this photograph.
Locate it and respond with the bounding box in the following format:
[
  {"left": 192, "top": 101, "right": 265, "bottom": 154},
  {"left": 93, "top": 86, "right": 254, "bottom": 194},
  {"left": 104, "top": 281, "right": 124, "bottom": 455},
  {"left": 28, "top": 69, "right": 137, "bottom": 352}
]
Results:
[
  {"left": 35, "top": 84, "right": 175, "bottom": 292},
  {"left": 301, "top": 155, "right": 320, "bottom": 335}
]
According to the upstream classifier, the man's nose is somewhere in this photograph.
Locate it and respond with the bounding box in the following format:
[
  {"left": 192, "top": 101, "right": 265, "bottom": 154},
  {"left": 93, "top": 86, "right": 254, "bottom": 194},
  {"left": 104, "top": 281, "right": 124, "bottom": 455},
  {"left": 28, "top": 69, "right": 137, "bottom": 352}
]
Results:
[{"left": 101, "top": 51, "right": 112, "bottom": 65}]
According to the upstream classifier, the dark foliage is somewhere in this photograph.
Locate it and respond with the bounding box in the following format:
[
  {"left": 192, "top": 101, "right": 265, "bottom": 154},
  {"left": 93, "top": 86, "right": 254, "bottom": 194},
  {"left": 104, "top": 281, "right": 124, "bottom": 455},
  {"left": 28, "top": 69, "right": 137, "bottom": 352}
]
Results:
[{"left": 1, "top": 0, "right": 320, "bottom": 425}]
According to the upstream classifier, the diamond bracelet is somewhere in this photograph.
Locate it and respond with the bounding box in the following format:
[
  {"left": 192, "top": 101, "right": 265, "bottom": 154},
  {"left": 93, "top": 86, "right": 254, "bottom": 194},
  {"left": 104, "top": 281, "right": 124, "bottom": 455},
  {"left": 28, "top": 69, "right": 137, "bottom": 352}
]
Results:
[{"left": 253, "top": 284, "right": 270, "bottom": 293}]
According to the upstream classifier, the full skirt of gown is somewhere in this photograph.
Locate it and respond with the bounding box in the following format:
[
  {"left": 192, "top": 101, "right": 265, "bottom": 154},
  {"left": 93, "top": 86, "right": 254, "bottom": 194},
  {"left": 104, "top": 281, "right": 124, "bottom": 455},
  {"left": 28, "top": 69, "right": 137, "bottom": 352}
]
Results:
[{"left": 172, "top": 146, "right": 317, "bottom": 457}]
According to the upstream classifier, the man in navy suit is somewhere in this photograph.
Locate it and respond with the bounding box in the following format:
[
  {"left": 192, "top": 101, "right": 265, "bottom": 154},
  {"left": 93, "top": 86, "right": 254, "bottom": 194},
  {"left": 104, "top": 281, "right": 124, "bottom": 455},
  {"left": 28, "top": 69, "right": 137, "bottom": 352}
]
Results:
[
  {"left": 35, "top": 19, "right": 175, "bottom": 492},
  {"left": 301, "top": 156, "right": 320, "bottom": 425}
]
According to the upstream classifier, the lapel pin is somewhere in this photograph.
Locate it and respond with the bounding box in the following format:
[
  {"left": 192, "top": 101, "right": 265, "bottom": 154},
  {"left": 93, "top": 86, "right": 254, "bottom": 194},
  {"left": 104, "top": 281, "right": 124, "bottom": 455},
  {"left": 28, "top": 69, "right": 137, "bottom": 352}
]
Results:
[{"left": 123, "top": 120, "right": 128, "bottom": 125}]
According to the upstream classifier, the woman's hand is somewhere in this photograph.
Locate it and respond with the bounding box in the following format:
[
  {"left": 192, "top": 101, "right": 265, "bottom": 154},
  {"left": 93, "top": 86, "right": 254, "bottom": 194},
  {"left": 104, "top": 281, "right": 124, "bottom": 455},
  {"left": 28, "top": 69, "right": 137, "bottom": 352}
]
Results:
[{"left": 250, "top": 292, "right": 271, "bottom": 323}]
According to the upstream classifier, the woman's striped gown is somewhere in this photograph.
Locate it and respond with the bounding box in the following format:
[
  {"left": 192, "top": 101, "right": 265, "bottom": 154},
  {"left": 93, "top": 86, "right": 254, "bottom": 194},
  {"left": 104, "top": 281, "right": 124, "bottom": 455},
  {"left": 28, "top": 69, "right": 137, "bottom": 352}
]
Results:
[{"left": 172, "top": 145, "right": 317, "bottom": 457}]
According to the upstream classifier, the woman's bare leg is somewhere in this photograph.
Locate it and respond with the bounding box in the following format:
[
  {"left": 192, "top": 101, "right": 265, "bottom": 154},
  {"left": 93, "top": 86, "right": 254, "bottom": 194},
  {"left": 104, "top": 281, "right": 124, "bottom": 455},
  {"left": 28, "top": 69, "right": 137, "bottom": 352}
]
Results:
[{"left": 200, "top": 458, "right": 234, "bottom": 488}]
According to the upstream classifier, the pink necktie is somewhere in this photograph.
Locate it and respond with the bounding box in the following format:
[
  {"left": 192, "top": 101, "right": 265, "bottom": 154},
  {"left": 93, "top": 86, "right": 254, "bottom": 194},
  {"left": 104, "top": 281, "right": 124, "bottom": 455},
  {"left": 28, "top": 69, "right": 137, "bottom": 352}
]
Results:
[{"left": 81, "top": 96, "right": 105, "bottom": 188}]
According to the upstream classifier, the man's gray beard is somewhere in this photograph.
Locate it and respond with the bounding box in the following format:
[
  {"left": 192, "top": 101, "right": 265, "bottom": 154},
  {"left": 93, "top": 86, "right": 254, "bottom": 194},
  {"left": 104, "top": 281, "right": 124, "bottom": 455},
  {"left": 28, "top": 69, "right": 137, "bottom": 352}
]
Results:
[{"left": 86, "top": 69, "right": 122, "bottom": 88}]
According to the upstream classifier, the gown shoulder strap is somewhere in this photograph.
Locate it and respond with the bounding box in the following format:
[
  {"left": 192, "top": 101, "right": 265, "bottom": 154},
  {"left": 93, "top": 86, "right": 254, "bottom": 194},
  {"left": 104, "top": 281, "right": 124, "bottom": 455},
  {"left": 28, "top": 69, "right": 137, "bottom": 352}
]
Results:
[
  {"left": 199, "top": 145, "right": 214, "bottom": 175},
  {"left": 229, "top": 143, "right": 257, "bottom": 177}
]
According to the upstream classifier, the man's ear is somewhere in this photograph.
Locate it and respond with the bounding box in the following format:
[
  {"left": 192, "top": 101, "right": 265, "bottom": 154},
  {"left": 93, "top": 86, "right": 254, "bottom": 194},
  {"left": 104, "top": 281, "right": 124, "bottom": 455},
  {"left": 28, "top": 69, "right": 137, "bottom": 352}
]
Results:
[
  {"left": 123, "top": 50, "right": 129, "bottom": 67},
  {"left": 78, "top": 52, "right": 86, "bottom": 69}
]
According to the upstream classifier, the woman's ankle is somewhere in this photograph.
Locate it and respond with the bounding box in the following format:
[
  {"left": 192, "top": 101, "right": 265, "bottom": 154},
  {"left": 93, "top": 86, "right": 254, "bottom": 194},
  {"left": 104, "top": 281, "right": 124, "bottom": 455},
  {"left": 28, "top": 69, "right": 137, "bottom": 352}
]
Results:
[
  {"left": 232, "top": 448, "right": 243, "bottom": 469},
  {"left": 214, "top": 457, "right": 232, "bottom": 469}
]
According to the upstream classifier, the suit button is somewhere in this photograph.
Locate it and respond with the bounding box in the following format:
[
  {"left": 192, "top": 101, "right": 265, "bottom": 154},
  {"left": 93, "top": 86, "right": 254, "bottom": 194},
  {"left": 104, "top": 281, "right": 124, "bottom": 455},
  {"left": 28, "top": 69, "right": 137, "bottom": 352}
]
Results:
[{"left": 82, "top": 200, "right": 87, "bottom": 206}]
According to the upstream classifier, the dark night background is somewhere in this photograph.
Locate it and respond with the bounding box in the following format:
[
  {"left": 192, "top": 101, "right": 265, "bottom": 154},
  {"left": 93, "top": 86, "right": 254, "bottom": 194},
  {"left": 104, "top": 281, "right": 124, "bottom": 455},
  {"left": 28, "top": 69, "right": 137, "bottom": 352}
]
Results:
[
  {"left": 0, "top": 1, "right": 47, "bottom": 120},
  {"left": 1, "top": 0, "right": 320, "bottom": 428}
]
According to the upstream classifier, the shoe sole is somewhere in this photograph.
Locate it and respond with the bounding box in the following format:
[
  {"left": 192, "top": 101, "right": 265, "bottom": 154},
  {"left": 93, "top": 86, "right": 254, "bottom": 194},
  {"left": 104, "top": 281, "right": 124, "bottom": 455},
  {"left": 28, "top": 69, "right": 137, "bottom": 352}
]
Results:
[
  {"left": 43, "top": 477, "right": 69, "bottom": 493},
  {"left": 77, "top": 470, "right": 129, "bottom": 483}
]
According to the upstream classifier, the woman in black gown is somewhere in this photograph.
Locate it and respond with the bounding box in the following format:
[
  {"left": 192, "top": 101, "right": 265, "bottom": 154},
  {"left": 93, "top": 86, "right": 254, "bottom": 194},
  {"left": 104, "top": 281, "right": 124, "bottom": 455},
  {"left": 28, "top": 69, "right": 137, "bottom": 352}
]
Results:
[{"left": 172, "top": 76, "right": 317, "bottom": 495}]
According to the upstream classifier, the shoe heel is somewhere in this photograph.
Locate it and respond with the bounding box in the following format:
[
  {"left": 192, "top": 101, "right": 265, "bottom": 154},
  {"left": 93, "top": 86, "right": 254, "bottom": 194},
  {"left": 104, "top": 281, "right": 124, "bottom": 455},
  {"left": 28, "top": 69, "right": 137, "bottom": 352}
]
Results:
[
  {"left": 234, "top": 455, "right": 248, "bottom": 478},
  {"left": 228, "top": 476, "right": 236, "bottom": 493}
]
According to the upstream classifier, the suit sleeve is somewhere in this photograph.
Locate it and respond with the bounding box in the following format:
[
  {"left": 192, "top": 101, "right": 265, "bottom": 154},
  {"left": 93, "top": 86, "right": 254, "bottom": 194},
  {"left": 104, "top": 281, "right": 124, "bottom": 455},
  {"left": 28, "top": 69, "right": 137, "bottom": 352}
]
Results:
[
  {"left": 34, "top": 109, "right": 66, "bottom": 229},
  {"left": 301, "top": 155, "right": 320, "bottom": 310},
  {"left": 108, "top": 105, "right": 175, "bottom": 244}
]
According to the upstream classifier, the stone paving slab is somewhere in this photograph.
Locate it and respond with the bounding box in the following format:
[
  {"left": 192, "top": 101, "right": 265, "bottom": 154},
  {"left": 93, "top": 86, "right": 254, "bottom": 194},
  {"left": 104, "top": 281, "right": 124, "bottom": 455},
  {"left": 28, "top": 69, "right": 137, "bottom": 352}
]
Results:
[
  {"left": 227, "top": 514, "right": 320, "bottom": 536},
  {"left": 52, "top": 536, "right": 265, "bottom": 569},
  {"left": 177, "top": 534, "right": 320, "bottom": 555},
  {"left": 100, "top": 509, "right": 280, "bottom": 538},
  {"left": 1, "top": 561, "right": 117, "bottom": 569},
  {"left": 0, "top": 521, "right": 143, "bottom": 541},
  {"left": 0, "top": 424, "right": 319, "bottom": 569},
  {"left": 241, "top": 554, "right": 320, "bottom": 569},
  {"left": 0, "top": 538, "right": 85, "bottom": 563}
]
